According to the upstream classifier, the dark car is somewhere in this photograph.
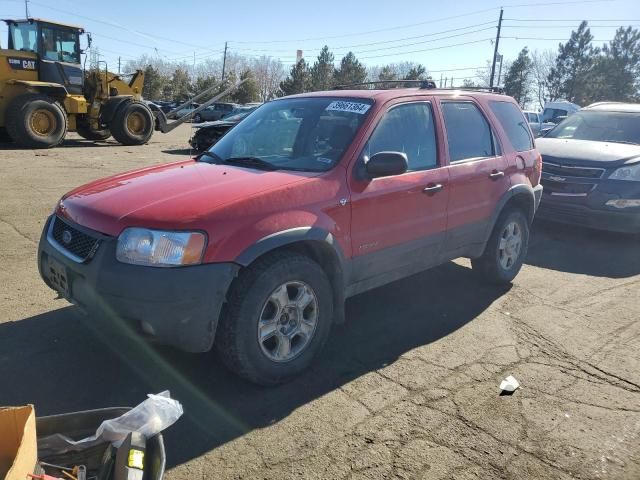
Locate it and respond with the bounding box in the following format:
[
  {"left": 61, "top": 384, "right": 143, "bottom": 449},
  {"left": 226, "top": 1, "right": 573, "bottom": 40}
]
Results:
[
  {"left": 537, "top": 102, "right": 640, "bottom": 233},
  {"left": 192, "top": 102, "right": 236, "bottom": 123},
  {"left": 38, "top": 87, "right": 541, "bottom": 385},
  {"left": 189, "top": 105, "right": 259, "bottom": 151}
]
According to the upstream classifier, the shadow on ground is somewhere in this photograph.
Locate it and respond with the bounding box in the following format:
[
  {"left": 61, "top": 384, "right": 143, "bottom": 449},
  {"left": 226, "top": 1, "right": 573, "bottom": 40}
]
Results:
[
  {"left": 0, "top": 261, "right": 507, "bottom": 468},
  {"left": 527, "top": 219, "right": 640, "bottom": 278}
]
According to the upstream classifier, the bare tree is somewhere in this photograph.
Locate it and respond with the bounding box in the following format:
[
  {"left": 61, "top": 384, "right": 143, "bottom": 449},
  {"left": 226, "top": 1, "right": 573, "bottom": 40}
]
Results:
[
  {"left": 251, "top": 56, "right": 286, "bottom": 101},
  {"left": 531, "top": 49, "right": 556, "bottom": 110}
]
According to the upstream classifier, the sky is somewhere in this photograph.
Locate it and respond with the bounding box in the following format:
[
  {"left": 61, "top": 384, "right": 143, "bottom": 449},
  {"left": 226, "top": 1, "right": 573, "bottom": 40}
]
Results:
[{"left": 1, "top": 0, "right": 639, "bottom": 85}]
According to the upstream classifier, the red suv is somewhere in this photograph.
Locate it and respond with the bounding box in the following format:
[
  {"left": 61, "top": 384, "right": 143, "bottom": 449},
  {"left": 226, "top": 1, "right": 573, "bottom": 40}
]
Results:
[{"left": 38, "top": 86, "right": 542, "bottom": 384}]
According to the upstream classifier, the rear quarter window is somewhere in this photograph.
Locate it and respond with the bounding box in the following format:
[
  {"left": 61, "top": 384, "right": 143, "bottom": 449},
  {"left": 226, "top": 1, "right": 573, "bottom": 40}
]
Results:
[{"left": 489, "top": 101, "right": 534, "bottom": 152}]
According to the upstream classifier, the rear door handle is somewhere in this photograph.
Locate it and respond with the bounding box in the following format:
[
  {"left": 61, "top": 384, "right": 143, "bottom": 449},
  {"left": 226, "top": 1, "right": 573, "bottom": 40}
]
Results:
[
  {"left": 489, "top": 170, "right": 505, "bottom": 180},
  {"left": 423, "top": 183, "right": 444, "bottom": 194}
]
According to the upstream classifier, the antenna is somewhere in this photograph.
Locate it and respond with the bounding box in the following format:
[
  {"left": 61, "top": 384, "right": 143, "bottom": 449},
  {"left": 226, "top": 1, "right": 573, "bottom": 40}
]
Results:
[{"left": 25, "top": 0, "right": 29, "bottom": 19}]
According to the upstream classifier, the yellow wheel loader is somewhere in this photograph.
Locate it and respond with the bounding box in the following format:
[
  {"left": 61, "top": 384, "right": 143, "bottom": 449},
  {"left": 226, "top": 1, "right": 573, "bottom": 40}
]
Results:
[{"left": 0, "top": 18, "right": 154, "bottom": 148}]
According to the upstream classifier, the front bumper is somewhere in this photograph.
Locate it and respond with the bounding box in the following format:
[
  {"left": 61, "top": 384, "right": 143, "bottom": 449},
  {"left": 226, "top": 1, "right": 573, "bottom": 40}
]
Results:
[
  {"left": 537, "top": 187, "right": 640, "bottom": 234},
  {"left": 38, "top": 215, "right": 239, "bottom": 352}
]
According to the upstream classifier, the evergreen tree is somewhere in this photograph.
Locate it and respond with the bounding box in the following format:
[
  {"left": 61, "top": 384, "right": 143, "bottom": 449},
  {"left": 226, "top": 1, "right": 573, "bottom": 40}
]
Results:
[
  {"left": 193, "top": 76, "right": 217, "bottom": 96},
  {"left": 333, "top": 52, "right": 367, "bottom": 87},
  {"left": 547, "top": 21, "right": 596, "bottom": 104},
  {"left": 593, "top": 27, "right": 640, "bottom": 102},
  {"left": 142, "top": 65, "right": 165, "bottom": 100},
  {"left": 233, "top": 70, "right": 260, "bottom": 103},
  {"left": 404, "top": 64, "right": 427, "bottom": 80},
  {"left": 504, "top": 47, "right": 533, "bottom": 107},
  {"left": 170, "top": 68, "right": 192, "bottom": 102},
  {"left": 279, "top": 59, "right": 310, "bottom": 96},
  {"left": 378, "top": 65, "right": 397, "bottom": 81},
  {"left": 309, "top": 46, "right": 335, "bottom": 91}
]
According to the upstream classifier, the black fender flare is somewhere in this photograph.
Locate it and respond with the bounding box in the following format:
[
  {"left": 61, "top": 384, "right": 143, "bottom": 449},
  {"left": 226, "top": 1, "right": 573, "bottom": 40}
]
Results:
[
  {"left": 482, "top": 184, "right": 537, "bottom": 247},
  {"left": 236, "top": 226, "right": 349, "bottom": 323}
]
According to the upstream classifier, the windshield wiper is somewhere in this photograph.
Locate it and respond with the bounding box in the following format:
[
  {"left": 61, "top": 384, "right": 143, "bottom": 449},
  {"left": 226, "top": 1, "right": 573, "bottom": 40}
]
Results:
[
  {"left": 223, "top": 156, "right": 278, "bottom": 171},
  {"left": 196, "top": 151, "right": 223, "bottom": 163}
]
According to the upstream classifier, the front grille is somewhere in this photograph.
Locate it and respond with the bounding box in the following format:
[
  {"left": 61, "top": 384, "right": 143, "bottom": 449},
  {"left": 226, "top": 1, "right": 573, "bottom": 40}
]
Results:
[
  {"left": 50, "top": 216, "right": 100, "bottom": 261},
  {"left": 542, "top": 161, "right": 604, "bottom": 179},
  {"left": 541, "top": 178, "right": 595, "bottom": 195}
]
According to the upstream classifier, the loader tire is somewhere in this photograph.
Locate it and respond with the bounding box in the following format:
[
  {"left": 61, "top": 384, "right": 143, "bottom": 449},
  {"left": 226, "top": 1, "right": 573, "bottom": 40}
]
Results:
[
  {"left": 110, "top": 101, "right": 154, "bottom": 146},
  {"left": 6, "top": 94, "right": 67, "bottom": 148},
  {"left": 76, "top": 124, "right": 111, "bottom": 141}
]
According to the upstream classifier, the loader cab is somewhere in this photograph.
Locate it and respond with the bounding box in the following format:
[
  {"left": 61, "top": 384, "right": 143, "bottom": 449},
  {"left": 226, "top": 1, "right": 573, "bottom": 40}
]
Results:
[{"left": 5, "top": 18, "right": 84, "bottom": 94}]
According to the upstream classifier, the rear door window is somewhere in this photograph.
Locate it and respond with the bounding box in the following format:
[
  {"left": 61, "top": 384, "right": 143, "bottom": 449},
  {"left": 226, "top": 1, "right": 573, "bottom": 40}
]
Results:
[
  {"left": 441, "top": 101, "right": 495, "bottom": 162},
  {"left": 364, "top": 102, "right": 438, "bottom": 171},
  {"left": 489, "top": 101, "right": 534, "bottom": 152}
]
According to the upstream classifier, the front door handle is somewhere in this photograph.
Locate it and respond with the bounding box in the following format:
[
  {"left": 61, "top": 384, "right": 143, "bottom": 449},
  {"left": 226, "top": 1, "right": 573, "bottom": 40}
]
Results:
[
  {"left": 423, "top": 183, "right": 444, "bottom": 194},
  {"left": 489, "top": 170, "right": 505, "bottom": 180}
]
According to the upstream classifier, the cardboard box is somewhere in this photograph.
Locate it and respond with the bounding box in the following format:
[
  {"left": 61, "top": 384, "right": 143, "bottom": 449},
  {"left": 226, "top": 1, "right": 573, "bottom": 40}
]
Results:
[{"left": 0, "top": 406, "right": 36, "bottom": 480}]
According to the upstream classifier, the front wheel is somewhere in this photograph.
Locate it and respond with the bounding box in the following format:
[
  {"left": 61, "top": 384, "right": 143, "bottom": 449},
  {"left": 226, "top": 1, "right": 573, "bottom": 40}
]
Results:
[
  {"left": 472, "top": 209, "right": 529, "bottom": 284},
  {"left": 110, "top": 101, "right": 154, "bottom": 146},
  {"left": 215, "top": 252, "right": 333, "bottom": 385}
]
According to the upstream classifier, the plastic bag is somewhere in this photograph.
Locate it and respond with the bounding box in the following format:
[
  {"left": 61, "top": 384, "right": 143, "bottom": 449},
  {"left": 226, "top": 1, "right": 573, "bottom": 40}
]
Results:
[{"left": 39, "top": 391, "right": 183, "bottom": 456}]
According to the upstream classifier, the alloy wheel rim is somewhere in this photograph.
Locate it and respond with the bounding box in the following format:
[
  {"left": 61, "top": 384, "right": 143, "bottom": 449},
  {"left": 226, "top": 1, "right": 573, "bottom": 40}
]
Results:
[
  {"left": 257, "top": 281, "right": 319, "bottom": 363},
  {"left": 498, "top": 221, "right": 522, "bottom": 270}
]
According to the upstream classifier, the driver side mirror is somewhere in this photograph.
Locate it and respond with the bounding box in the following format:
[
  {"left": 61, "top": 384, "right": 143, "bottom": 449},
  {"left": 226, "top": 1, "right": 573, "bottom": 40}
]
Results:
[{"left": 365, "top": 151, "right": 408, "bottom": 178}]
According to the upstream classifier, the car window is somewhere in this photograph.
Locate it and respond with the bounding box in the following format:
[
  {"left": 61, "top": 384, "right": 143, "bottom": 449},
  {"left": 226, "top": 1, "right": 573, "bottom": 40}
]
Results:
[
  {"left": 363, "top": 102, "right": 438, "bottom": 171},
  {"left": 441, "top": 101, "right": 495, "bottom": 162},
  {"left": 40, "top": 26, "right": 80, "bottom": 63},
  {"left": 546, "top": 110, "right": 640, "bottom": 145},
  {"left": 490, "top": 101, "right": 534, "bottom": 152},
  {"left": 542, "top": 107, "right": 568, "bottom": 123},
  {"left": 9, "top": 22, "right": 37, "bottom": 52}
]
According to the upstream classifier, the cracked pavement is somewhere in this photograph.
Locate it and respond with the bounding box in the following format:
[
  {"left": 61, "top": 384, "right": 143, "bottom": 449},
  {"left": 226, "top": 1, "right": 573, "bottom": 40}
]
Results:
[{"left": 0, "top": 126, "right": 638, "bottom": 479}]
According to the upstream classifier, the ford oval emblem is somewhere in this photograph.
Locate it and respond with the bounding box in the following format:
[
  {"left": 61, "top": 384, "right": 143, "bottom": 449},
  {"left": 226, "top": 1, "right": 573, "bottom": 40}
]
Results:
[{"left": 62, "top": 230, "right": 73, "bottom": 245}]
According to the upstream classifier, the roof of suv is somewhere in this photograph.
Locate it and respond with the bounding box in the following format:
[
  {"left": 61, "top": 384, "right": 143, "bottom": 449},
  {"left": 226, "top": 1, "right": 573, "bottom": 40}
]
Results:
[
  {"left": 584, "top": 102, "right": 640, "bottom": 113},
  {"left": 283, "top": 88, "right": 508, "bottom": 103}
]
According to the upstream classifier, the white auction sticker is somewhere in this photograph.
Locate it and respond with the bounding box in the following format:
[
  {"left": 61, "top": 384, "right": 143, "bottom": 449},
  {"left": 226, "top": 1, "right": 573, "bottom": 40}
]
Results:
[{"left": 325, "top": 101, "right": 371, "bottom": 115}]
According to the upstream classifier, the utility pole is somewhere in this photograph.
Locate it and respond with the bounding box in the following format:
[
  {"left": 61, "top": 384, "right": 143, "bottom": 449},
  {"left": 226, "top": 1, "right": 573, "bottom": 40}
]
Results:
[
  {"left": 439, "top": 73, "right": 443, "bottom": 88},
  {"left": 496, "top": 54, "right": 504, "bottom": 87},
  {"left": 489, "top": 7, "right": 503, "bottom": 89},
  {"left": 118, "top": 56, "right": 121, "bottom": 75},
  {"left": 24, "top": 0, "right": 29, "bottom": 18},
  {"left": 221, "top": 41, "right": 228, "bottom": 83}
]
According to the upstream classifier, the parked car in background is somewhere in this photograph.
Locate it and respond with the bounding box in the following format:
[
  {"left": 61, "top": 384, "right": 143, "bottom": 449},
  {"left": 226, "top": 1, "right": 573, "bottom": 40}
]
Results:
[
  {"left": 190, "top": 105, "right": 259, "bottom": 151},
  {"left": 170, "top": 103, "right": 201, "bottom": 119},
  {"left": 38, "top": 86, "right": 542, "bottom": 385},
  {"left": 542, "top": 101, "right": 580, "bottom": 126},
  {"left": 524, "top": 111, "right": 543, "bottom": 136},
  {"left": 537, "top": 102, "right": 640, "bottom": 233},
  {"left": 192, "top": 102, "right": 237, "bottom": 123}
]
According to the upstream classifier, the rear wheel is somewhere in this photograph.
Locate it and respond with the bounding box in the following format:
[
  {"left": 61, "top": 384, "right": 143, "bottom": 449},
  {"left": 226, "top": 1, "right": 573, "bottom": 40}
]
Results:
[
  {"left": 76, "top": 123, "right": 111, "bottom": 141},
  {"left": 216, "top": 252, "right": 333, "bottom": 385},
  {"left": 110, "top": 101, "right": 154, "bottom": 146},
  {"left": 471, "top": 209, "right": 529, "bottom": 284},
  {"left": 6, "top": 93, "right": 67, "bottom": 148}
]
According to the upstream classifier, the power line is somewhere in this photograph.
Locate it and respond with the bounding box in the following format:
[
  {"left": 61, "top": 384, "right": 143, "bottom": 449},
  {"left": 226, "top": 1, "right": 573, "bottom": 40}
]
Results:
[
  {"left": 505, "top": 18, "right": 640, "bottom": 21},
  {"left": 502, "top": 24, "right": 640, "bottom": 28},
  {"left": 503, "top": 36, "right": 613, "bottom": 41},
  {"left": 357, "top": 37, "right": 495, "bottom": 60},
  {"left": 230, "top": 21, "right": 498, "bottom": 53}
]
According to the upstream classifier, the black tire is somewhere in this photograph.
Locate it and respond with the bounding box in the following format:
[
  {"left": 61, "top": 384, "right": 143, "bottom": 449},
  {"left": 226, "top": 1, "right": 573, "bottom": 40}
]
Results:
[
  {"left": 5, "top": 93, "right": 67, "bottom": 148},
  {"left": 193, "top": 113, "right": 202, "bottom": 123},
  {"left": 216, "top": 252, "right": 334, "bottom": 385},
  {"left": 471, "top": 209, "right": 529, "bottom": 285},
  {"left": 109, "top": 101, "right": 154, "bottom": 146},
  {"left": 76, "top": 123, "right": 111, "bottom": 141}
]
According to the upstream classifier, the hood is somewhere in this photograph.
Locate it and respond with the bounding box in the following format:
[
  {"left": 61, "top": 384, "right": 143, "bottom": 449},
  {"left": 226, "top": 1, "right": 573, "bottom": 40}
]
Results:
[
  {"left": 194, "top": 119, "right": 236, "bottom": 129},
  {"left": 537, "top": 138, "right": 640, "bottom": 167},
  {"left": 57, "top": 160, "right": 317, "bottom": 236}
]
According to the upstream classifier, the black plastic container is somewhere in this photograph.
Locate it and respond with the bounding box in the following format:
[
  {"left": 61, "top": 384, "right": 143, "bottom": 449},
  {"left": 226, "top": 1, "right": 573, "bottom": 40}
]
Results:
[{"left": 36, "top": 407, "right": 166, "bottom": 480}]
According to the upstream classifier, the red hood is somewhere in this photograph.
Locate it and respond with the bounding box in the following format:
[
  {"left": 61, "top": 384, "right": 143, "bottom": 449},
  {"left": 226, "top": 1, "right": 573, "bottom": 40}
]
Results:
[{"left": 57, "top": 160, "right": 317, "bottom": 236}]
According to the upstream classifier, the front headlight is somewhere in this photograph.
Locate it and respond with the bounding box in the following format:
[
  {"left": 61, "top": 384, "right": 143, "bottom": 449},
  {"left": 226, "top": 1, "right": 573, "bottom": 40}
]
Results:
[
  {"left": 609, "top": 163, "right": 640, "bottom": 181},
  {"left": 116, "top": 228, "right": 206, "bottom": 267}
]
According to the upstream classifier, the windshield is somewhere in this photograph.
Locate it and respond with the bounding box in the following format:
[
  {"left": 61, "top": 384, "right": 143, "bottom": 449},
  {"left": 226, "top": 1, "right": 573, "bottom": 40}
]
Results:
[
  {"left": 41, "top": 26, "right": 80, "bottom": 63},
  {"left": 224, "top": 107, "right": 258, "bottom": 122},
  {"left": 9, "top": 22, "right": 37, "bottom": 52},
  {"left": 204, "top": 97, "right": 373, "bottom": 172},
  {"left": 546, "top": 110, "right": 640, "bottom": 145}
]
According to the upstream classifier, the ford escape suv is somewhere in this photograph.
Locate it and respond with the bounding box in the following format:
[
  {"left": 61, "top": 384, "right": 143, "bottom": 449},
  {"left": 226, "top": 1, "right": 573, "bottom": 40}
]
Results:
[{"left": 38, "top": 86, "right": 543, "bottom": 385}]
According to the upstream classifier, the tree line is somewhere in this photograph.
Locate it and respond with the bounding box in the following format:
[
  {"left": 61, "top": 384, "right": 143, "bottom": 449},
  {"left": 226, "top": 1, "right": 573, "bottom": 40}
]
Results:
[
  {"left": 123, "top": 21, "right": 639, "bottom": 109},
  {"left": 500, "top": 22, "right": 640, "bottom": 108}
]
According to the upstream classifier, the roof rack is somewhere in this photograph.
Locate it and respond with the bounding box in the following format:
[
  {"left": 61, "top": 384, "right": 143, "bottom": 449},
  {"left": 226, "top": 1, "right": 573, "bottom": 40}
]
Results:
[{"left": 333, "top": 79, "right": 437, "bottom": 90}]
